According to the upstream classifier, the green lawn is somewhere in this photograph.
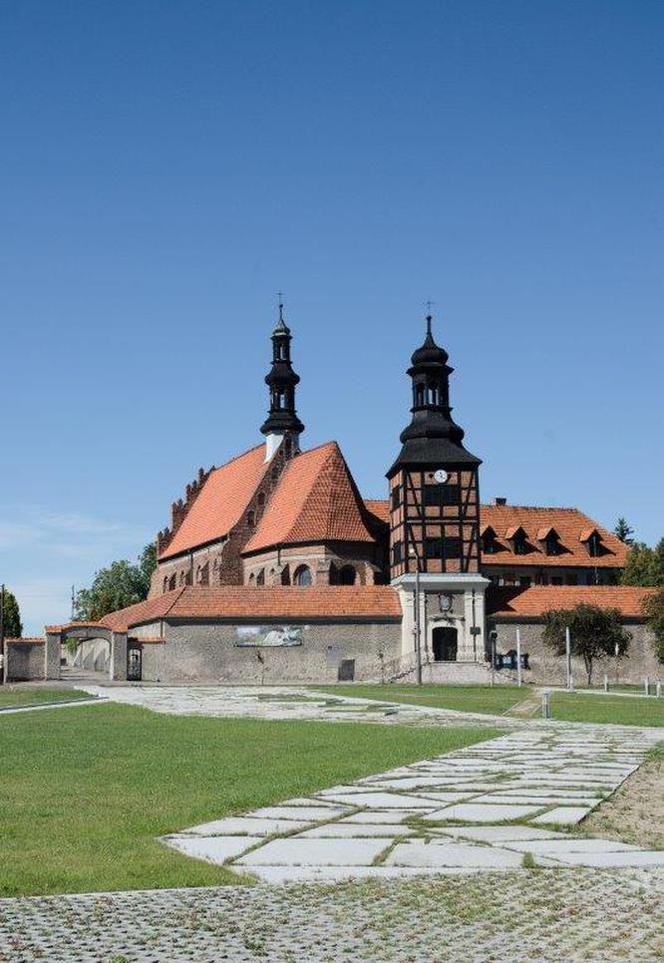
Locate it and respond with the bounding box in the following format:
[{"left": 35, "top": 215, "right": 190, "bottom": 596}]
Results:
[
  {"left": 0, "top": 703, "right": 496, "bottom": 896},
  {"left": 0, "top": 686, "right": 90, "bottom": 710},
  {"left": 311, "top": 684, "right": 530, "bottom": 716},
  {"left": 551, "top": 691, "right": 664, "bottom": 727}
]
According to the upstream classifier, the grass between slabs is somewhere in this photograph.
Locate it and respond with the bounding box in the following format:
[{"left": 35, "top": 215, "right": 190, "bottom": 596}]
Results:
[
  {"left": 310, "top": 683, "right": 530, "bottom": 716},
  {"left": 550, "top": 691, "right": 664, "bottom": 727},
  {"left": 0, "top": 686, "right": 90, "bottom": 710},
  {"left": 0, "top": 703, "right": 496, "bottom": 897}
]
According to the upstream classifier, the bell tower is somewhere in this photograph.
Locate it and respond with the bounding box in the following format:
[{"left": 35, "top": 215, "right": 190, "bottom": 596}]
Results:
[
  {"left": 260, "top": 300, "right": 304, "bottom": 461},
  {"left": 387, "top": 313, "right": 488, "bottom": 671}
]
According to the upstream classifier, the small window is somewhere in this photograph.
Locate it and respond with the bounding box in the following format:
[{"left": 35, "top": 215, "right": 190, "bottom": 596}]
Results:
[
  {"left": 294, "top": 565, "right": 312, "bottom": 586},
  {"left": 392, "top": 541, "right": 402, "bottom": 565},
  {"left": 391, "top": 486, "right": 401, "bottom": 510},
  {"left": 256, "top": 569, "right": 265, "bottom": 586},
  {"left": 199, "top": 562, "right": 209, "bottom": 586},
  {"left": 587, "top": 533, "right": 602, "bottom": 557},
  {"left": 482, "top": 532, "right": 498, "bottom": 554},
  {"left": 247, "top": 510, "right": 255, "bottom": 528},
  {"left": 566, "top": 574, "right": 578, "bottom": 585},
  {"left": 168, "top": 573, "right": 177, "bottom": 591},
  {"left": 425, "top": 537, "right": 462, "bottom": 559},
  {"left": 544, "top": 534, "right": 561, "bottom": 556},
  {"left": 424, "top": 484, "right": 460, "bottom": 508}
]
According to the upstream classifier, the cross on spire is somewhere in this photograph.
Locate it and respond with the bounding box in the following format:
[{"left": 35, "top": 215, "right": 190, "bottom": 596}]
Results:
[
  {"left": 277, "top": 291, "right": 285, "bottom": 324},
  {"left": 424, "top": 300, "right": 435, "bottom": 335}
]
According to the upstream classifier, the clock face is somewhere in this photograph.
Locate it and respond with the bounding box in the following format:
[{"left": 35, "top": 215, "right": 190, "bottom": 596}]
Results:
[{"left": 433, "top": 469, "right": 448, "bottom": 484}]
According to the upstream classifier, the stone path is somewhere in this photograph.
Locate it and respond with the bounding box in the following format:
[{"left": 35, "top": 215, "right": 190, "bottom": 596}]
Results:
[
  {"left": 77, "top": 683, "right": 527, "bottom": 728},
  {"left": 164, "top": 724, "right": 664, "bottom": 881}
]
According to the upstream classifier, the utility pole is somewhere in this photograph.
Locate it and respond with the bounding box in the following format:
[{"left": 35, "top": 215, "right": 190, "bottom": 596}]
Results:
[{"left": 0, "top": 584, "right": 5, "bottom": 686}]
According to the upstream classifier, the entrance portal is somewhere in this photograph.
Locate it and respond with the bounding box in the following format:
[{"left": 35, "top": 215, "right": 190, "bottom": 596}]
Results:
[{"left": 432, "top": 626, "right": 458, "bottom": 662}]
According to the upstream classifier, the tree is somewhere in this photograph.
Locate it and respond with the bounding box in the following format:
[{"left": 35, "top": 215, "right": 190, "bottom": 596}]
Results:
[
  {"left": 74, "top": 543, "right": 157, "bottom": 622},
  {"left": 621, "top": 542, "right": 664, "bottom": 587},
  {"left": 643, "top": 588, "right": 664, "bottom": 664},
  {"left": 1, "top": 588, "right": 23, "bottom": 638},
  {"left": 542, "top": 603, "right": 631, "bottom": 686},
  {"left": 614, "top": 517, "right": 634, "bottom": 545}
]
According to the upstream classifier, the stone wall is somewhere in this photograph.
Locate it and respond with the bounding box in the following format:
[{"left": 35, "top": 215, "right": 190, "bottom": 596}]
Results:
[
  {"left": 6, "top": 641, "right": 45, "bottom": 681},
  {"left": 490, "top": 618, "right": 663, "bottom": 686},
  {"left": 140, "top": 619, "right": 402, "bottom": 684}
]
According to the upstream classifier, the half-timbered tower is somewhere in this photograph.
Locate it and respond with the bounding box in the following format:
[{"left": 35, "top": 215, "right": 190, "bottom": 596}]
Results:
[{"left": 387, "top": 315, "right": 489, "bottom": 667}]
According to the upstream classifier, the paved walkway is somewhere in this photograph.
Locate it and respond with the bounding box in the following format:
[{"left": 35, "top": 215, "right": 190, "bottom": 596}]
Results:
[{"left": 164, "top": 724, "right": 663, "bottom": 881}]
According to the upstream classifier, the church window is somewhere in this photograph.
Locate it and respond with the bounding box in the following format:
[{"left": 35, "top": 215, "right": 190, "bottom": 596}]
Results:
[
  {"left": 163, "top": 576, "right": 169, "bottom": 593},
  {"left": 199, "top": 562, "right": 209, "bottom": 586},
  {"left": 338, "top": 565, "right": 356, "bottom": 585},
  {"left": 256, "top": 569, "right": 265, "bottom": 586},
  {"left": 168, "top": 573, "right": 177, "bottom": 591},
  {"left": 281, "top": 565, "right": 291, "bottom": 585},
  {"left": 257, "top": 492, "right": 265, "bottom": 510},
  {"left": 294, "top": 565, "right": 312, "bottom": 586},
  {"left": 247, "top": 510, "right": 255, "bottom": 528},
  {"left": 248, "top": 572, "right": 255, "bottom": 585}
]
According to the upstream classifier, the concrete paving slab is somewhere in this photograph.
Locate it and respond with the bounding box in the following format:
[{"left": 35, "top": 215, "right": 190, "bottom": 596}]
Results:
[
  {"left": 236, "top": 836, "right": 389, "bottom": 867},
  {"left": 498, "top": 838, "right": 641, "bottom": 855},
  {"left": 182, "top": 816, "right": 312, "bottom": 836},
  {"left": 340, "top": 810, "right": 424, "bottom": 824},
  {"left": 436, "top": 825, "right": 568, "bottom": 842},
  {"left": 426, "top": 803, "right": 543, "bottom": 822},
  {"left": 532, "top": 807, "right": 592, "bottom": 825},
  {"left": 386, "top": 840, "right": 524, "bottom": 869},
  {"left": 165, "top": 834, "right": 262, "bottom": 864},
  {"left": 250, "top": 805, "right": 349, "bottom": 821},
  {"left": 322, "top": 791, "right": 437, "bottom": 810},
  {"left": 296, "top": 823, "right": 414, "bottom": 838}
]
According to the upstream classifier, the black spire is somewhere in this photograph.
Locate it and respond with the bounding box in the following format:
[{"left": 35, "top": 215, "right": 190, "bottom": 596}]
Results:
[
  {"left": 387, "top": 313, "right": 480, "bottom": 477},
  {"left": 260, "top": 300, "right": 305, "bottom": 438}
]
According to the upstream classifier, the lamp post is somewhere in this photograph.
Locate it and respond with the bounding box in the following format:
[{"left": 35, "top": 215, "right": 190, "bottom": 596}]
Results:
[{"left": 414, "top": 563, "right": 422, "bottom": 686}]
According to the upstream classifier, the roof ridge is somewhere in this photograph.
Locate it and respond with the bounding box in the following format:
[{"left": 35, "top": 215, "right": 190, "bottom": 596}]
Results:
[
  {"left": 481, "top": 504, "right": 581, "bottom": 512},
  {"left": 298, "top": 439, "right": 339, "bottom": 457},
  {"left": 209, "top": 441, "right": 265, "bottom": 474}
]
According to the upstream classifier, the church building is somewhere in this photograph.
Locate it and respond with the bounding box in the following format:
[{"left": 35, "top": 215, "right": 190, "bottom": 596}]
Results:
[{"left": 38, "top": 304, "right": 653, "bottom": 688}]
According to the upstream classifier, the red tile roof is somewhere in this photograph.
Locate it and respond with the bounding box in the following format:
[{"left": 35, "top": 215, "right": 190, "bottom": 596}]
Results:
[
  {"left": 159, "top": 445, "right": 269, "bottom": 560},
  {"left": 488, "top": 585, "right": 652, "bottom": 619},
  {"left": 480, "top": 504, "right": 627, "bottom": 569},
  {"left": 52, "top": 585, "right": 402, "bottom": 632},
  {"left": 364, "top": 499, "right": 390, "bottom": 525},
  {"left": 244, "top": 442, "right": 377, "bottom": 555}
]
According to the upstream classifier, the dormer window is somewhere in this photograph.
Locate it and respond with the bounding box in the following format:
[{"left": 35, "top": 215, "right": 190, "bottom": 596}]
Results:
[
  {"left": 538, "top": 527, "right": 562, "bottom": 556},
  {"left": 481, "top": 526, "right": 498, "bottom": 554},
  {"left": 506, "top": 525, "right": 528, "bottom": 555},
  {"left": 580, "top": 528, "right": 604, "bottom": 558}
]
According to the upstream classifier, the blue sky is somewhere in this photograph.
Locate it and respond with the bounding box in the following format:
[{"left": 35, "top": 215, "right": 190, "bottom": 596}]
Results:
[{"left": 2, "top": 0, "right": 663, "bottom": 634}]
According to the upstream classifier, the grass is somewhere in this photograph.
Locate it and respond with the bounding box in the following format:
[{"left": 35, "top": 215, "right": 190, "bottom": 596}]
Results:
[
  {"left": 0, "top": 702, "right": 496, "bottom": 896},
  {"left": 0, "top": 686, "right": 90, "bottom": 710},
  {"left": 551, "top": 691, "right": 664, "bottom": 726},
  {"left": 310, "top": 683, "right": 530, "bottom": 716}
]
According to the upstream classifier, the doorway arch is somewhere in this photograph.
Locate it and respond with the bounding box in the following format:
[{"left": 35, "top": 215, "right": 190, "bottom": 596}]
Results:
[{"left": 432, "top": 626, "right": 458, "bottom": 662}]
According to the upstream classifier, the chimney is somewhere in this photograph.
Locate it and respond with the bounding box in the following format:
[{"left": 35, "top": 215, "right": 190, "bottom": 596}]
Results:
[{"left": 494, "top": 497, "right": 507, "bottom": 506}]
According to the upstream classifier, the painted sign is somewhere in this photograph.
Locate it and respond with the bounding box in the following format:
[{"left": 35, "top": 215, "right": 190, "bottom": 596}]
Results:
[{"left": 234, "top": 625, "right": 304, "bottom": 648}]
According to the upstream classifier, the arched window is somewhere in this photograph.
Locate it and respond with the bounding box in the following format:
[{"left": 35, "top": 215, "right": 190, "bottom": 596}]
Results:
[
  {"left": 248, "top": 572, "right": 255, "bottom": 585},
  {"left": 163, "top": 576, "right": 169, "bottom": 593},
  {"left": 246, "top": 510, "right": 255, "bottom": 528},
  {"left": 179, "top": 571, "right": 187, "bottom": 586},
  {"left": 256, "top": 569, "right": 265, "bottom": 586},
  {"left": 281, "top": 565, "right": 291, "bottom": 585},
  {"left": 338, "top": 565, "right": 356, "bottom": 585},
  {"left": 168, "top": 573, "right": 177, "bottom": 591},
  {"left": 293, "top": 565, "right": 312, "bottom": 586},
  {"left": 199, "top": 562, "right": 210, "bottom": 586}
]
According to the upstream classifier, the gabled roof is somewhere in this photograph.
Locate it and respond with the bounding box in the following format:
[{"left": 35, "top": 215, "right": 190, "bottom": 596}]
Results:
[
  {"left": 479, "top": 504, "right": 627, "bottom": 569},
  {"left": 160, "top": 444, "right": 269, "bottom": 560},
  {"left": 243, "top": 442, "right": 377, "bottom": 555},
  {"left": 364, "top": 499, "right": 390, "bottom": 526},
  {"left": 487, "top": 585, "right": 651, "bottom": 619}
]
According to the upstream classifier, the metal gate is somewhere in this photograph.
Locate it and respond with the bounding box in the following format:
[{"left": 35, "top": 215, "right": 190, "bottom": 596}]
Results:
[{"left": 127, "top": 646, "right": 142, "bottom": 682}]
